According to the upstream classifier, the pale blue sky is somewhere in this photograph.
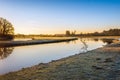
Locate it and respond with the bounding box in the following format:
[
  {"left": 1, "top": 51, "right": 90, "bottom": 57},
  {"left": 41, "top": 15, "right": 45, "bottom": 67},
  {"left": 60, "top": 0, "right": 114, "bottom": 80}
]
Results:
[{"left": 0, "top": 0, "right": 120, "bottom": 34}]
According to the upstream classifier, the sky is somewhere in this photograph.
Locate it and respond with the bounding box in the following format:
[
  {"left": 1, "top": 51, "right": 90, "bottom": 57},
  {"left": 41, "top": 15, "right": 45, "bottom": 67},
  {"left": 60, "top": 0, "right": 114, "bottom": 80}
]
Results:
[{"left": 0, "top": 0, "right": 120, "bottom": 34}]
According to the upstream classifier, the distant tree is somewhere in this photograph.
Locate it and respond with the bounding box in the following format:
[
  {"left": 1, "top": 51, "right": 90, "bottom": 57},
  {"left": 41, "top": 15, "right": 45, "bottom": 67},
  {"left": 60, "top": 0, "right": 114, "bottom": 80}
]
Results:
[
  {"left": 71, "top": 30, "right": 76, "bottom": 36},
  {"left": 0, "top": 17, "right": 14, "bottom": 40},
  {"left": 66, "top": 30, "right": 70, "bottom": 36},
  {"left": 92, "top": 32, "right": 100, "bottom": 36}
]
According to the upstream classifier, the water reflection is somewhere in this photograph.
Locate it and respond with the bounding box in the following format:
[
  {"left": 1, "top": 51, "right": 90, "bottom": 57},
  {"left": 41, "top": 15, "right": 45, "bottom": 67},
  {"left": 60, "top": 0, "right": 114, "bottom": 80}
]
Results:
[
  {"left": 0, "top": 38, "right": 113, "bottom": 61},
  {"left": 93, "top": 38, "right": 99, "bottom": 42},
  {"left": 0, "top": 47, "right": 14, "bottom": 60},
  {"left": 0, "top": 37, "right": 107, "bottom": 74},
  {"left": 100, "top": 39, "right": 114, "bottom": 44},
  {"left": 80, "top": 37, "right": 115, "bottom": 45},
  {"left": 80, "top": 38, "right": 88, "bottom": 52},
  {"left": 79, "top": 37, "right": 114, "bottom": 52}
]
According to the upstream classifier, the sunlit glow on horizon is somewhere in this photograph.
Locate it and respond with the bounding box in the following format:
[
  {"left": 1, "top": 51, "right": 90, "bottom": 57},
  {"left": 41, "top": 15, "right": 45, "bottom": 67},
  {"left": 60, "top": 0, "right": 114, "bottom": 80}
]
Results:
[{"left": 0, "top": 0, "right": 120, "bottom": 34}]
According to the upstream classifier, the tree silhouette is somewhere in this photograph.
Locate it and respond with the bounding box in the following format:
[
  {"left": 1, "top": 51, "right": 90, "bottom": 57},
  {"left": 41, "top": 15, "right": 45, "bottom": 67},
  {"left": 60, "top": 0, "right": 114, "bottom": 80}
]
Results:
[
  {"left": 66, "top": 30, "right": 70, "bottom": 36},
  {"left": 0, "top": 17, "right": 14, "bottom": 40}
]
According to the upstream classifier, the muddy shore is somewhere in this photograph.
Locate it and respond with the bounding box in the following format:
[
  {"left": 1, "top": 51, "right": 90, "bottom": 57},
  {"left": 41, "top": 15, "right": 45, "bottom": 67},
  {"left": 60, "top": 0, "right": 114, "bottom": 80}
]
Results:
[{"left": 0, "top": 43, "right": 120, "bottom": 80}]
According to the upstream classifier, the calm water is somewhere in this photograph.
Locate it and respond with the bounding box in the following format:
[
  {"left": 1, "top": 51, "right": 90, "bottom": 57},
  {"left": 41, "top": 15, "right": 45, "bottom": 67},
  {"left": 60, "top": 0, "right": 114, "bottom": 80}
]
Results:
[{"left": 0, "top": 38, "right": 107, "bottom": 74}]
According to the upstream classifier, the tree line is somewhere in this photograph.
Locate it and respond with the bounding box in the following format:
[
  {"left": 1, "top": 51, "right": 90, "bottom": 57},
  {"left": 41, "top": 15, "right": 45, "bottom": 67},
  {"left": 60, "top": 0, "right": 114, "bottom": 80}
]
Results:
[
  {"left": 15, "top": 29, "right": 120, "bottom": 38},
  {"left": 1, "top": 17, "right": 120, "bottom": 40},
  {"left": 78, "top": 29, "right": 120, "bottom": 36}
]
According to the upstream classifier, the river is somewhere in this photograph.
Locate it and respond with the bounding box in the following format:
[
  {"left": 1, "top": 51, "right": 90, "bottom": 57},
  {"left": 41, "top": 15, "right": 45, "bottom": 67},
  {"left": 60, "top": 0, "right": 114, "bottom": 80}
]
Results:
[{"left": 0, "top": 37, "right": 107, "bottom": 74}]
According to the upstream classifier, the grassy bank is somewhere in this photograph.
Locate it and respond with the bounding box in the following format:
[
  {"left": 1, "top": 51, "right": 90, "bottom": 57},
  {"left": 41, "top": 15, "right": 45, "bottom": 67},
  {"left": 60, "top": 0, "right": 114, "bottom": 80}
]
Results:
[
  {"left": 0, "top": 43, "right": 120, "bottom": 80},
  {"left": 0, "top": 37, "right": 77, "bottom": 47}
]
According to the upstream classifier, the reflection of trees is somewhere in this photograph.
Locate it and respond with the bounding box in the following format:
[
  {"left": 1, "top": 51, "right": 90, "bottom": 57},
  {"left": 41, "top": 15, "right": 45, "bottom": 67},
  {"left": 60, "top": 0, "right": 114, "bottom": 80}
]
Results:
[
  {"left": 0, "top": 47, "right": 14, "bottom": 60},
  {"left": 65, "top": 39, "right": 77, "bottom": 44},
  {"left": 101, "top": 39, "right": 114, "bottom": 44},
  {"left": 80, "top": 38, "right": 88, "bottom": 52},
  {"left": 93, "top": 38, "right": 99, "bottom": 42}
]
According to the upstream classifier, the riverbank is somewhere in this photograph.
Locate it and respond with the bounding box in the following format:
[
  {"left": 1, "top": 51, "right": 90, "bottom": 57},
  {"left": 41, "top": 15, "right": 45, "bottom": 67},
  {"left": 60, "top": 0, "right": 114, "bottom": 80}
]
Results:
[
  {"left": 0, "top": 37, "right": 77, "bottom": 47},
  {"left": 0, "top": 43, "right": 120, "bottom": 80}
]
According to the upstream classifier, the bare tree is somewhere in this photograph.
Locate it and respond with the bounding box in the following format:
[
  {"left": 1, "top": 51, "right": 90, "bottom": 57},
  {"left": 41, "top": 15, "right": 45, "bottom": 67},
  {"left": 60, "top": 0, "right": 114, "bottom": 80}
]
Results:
[
  {"left": 66, "top": 30, "right": 70, "bottom": 36},
  {"left": 0, "top": 17, "right": 14, "bottom": 39}
]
